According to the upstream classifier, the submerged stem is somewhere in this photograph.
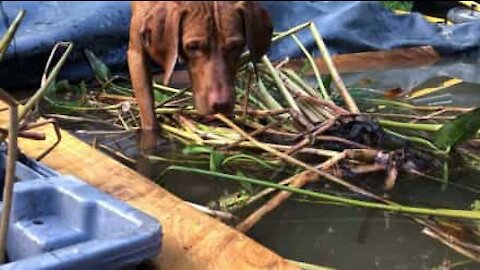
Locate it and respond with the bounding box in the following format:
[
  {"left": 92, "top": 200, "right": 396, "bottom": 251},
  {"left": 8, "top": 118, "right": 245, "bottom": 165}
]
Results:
[{"left": 165, "top": 166, "right": 480, "bottom": 220}]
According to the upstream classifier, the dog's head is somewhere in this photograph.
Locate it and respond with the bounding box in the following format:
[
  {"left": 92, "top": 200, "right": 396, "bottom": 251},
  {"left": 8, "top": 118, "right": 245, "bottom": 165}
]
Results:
[{"left": 140, "top": 1, "right": 273, "bottom": 115}]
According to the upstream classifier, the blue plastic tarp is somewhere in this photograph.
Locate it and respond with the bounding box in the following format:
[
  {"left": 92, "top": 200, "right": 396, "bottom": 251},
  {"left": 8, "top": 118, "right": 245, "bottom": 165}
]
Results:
[{"left": 1, "top": 1, "right": 480, "bottom": 89}]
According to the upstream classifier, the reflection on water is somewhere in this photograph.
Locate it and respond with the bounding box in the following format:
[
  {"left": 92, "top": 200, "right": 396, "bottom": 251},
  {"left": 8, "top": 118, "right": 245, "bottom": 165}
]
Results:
[
  {"left": 47, "top": 55, "right": 480, "bottom": 269},
  {"left": 249, "top": 204, "right": 463, "bottom": 269},
  {"left": 340, "top": 55, "right": 480, "bottom": 108},
  {"left": 247, "top": 169, "right": 479, "bottom": 269}
]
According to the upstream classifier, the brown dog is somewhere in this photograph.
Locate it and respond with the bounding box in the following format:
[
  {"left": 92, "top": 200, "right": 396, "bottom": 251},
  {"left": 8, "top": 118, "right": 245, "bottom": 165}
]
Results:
[{"left": 128, "top": 1, "right": 273, "bottom": 130}]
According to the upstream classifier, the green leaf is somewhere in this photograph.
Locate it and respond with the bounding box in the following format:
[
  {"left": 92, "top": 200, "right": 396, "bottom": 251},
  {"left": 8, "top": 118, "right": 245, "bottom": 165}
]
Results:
[
  {"left": 209, "top": 151, "right": 225, "bottom": 172},
  {"left": 298, "top": 59, "right": 312, "bottom": 77},
  {"left": 154, "top": 90, "right": 169, "bottom": 103},
  {"left": 182, "top": 145, "right": 214, "bottom": 155},
  {"left": 221, "top": 153, "right": 274, "bottom": 170},
  {"left": 182, "top": 146, "right": 225, "bottom": 171},
  {"left": 434, "top": 108, "right": 480, "bottom": 150},
  {"left": 84, "top": 49, "right": 111, "bottom": 82},
  {"left": 347, "top": 88, "right": 384, "bottom": 100},
  {"left": 43, "top": 80, "right": 89, "bottom": 114},
  {"left": 322, "top": 75, "right": 332, "bottom": 93}
]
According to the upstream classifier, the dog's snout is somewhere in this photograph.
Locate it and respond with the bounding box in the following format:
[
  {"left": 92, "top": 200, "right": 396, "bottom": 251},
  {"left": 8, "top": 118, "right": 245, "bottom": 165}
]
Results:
[{"left": 208, "top": 88, "right": 233, "bottom": 114}]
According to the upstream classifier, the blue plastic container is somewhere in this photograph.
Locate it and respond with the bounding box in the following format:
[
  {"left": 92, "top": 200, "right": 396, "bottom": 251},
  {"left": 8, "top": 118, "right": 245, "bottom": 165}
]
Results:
[
  {"left": 0, "top": 149, "right": 59, "bottom": 186},
  {"left": 0, "top": 146, "right": 163, "bottom": 269}
]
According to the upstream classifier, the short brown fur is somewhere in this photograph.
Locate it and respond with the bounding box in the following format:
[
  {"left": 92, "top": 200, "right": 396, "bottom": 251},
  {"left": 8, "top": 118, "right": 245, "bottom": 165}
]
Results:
[{"left": 128, "top": 1, "right": 273, "bottom": 130}]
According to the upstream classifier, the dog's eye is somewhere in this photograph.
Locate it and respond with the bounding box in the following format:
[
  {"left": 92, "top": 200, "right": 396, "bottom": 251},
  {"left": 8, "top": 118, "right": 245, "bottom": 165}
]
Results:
[
  {"left": 185, "top": 41, "right": 203, "bottom": 55},
  {"left": 231, "top": 42, "right": 244, "bottom": 51},
  {"left": 224, "top": 38, "right": 245, "bottom": 54}
]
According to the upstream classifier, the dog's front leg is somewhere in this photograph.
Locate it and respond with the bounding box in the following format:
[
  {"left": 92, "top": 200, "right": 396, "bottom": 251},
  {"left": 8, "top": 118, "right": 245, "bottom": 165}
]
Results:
[{"left": 128, "top": 36, "right": 157, "bottom": 131}]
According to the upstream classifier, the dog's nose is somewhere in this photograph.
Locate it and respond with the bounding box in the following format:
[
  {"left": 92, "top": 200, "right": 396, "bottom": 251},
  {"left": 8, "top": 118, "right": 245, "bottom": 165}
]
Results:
[
  {"left": 212, "top": 100, "right": 232, "bottom": 114},
  {"left": 208, "top": 88, "right": 233, "bottom": 114}
]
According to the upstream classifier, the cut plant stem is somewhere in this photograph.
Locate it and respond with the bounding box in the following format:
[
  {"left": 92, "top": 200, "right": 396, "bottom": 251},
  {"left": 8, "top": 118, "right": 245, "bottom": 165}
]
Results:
[
  {"left": 282, "top": 69, "right": 319, "bottom": 97},
  {"left": 290, "top": 34, "right": 329, "bottom": 99},
  {"left": 423, "top": 226, "right": 480, "bottom": 262},
  {"left": 117, "top": 113, "right": 131, "bottom": 131},
  {"left": 379, "top": 119, "right": 442, "bottom": 132},
  {"left": 147, "top": 155, "right": 209, "bottom": 165},
  {"left": 382, "top": 128, "right": 441, "bottom": 152},
  {"left": 155, "top": 108, "right": 195, "bottom": 115},
  {"left": 215, "top": 113, "right": 387, "bottom": 203},
  {"left": 0, "top": 10, "right": 26, "bottom": 62},
  {"left": 177, "top": 115, "right": 204, "bottom": 145},
  {"left": 224, "top": 119, "right": 286, "bottom": 150},
  {"left": 208, "top": 140, "right": 341, "bottom": 158},
  {"left": 241, "top": 71, "right": 254, "bottom": 123},
  {"left": 235, "top": 85, "right": 270, "bottom": 112},
  {"left": 0, "top": 103, "right": 18, "bottom": 263},
  {"left": 233, "top": 108, "right": 290, "bottom": 117},
  {"left": 286, "top": 260, "right": 335, "bottom": 270},
  {"left": 299, "top": 103, "right": 325, "bottom": 124},
  {"left": 254, "top": 78, "right": 284, "bottom": 111},
  {"left": 272, "top": 22, "right": 312, "bottom": 43},
  {"left": 236, "top": 151, "right": 347, "bottom": 232},
  {"left": 187, "top": 202, "right": 235, "bottom": 221},
  {"left": 239, "top": 21, "right": 311, "bottom": 62},
  {"left": 156, "top": 87, "right": 190, "bottom": 108},
  {"left": 19, "top": 42, "right": 74, "bottom": 121},
  {"left": 166, "top": 166, "right": 480, "bottom": 220},
  {"left": 153, "top": 82, "right": 191, "bottom": 96},
  {"left": 43, "top": 98, "right": 123, "bottom": 112},
  {"left": 279, "top": 71, "right": 332, "bottom": 120},
  {"left": 409, "top": 168, "right": 480, "bottom": 194},
  {"left": 362, "top": 112, "right": 454, "bottom": 121},
  {"left": 162, "top": 121, "right": 340, "bottom": 157},
  {"left": 74, "top": 129, "right": 138, "bottom": 135},
  {"left": 309, "top": 23, "right": 359, "bottom": 113},
  {"left": 296, "top": 95, "right": 349, "bottom": 115},
  {"left": 262, "top": 56, "right": 301, "bottom": 112},
  {"left": 366, "top": 98, "right": 472, "bottom": 112},
  {"left": 43, "top": 114, "right": 122, "bottom": 128},
  {"left": 409, "top": 109, "right": 447, "bottom": 123},
  {"left": 215, "top": 114, "right": 475, "bottom": 223},
  {"left": 236, "top": 171, "right": 318, "bottom": 232},
  {"left": 0, "top": 129, "right": 45, "bottom": 140},
  {"left": 97, "top": 143, "right": 137, "bottom": 165},
  {"left": 285, "top": 138, "right": 309, "bottom": 156}
]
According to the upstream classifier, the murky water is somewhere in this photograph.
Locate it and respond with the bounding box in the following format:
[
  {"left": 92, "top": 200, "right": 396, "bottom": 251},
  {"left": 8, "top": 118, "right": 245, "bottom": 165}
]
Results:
[{"left": 32, "top": 55, "right": 480, "bottom": 270}]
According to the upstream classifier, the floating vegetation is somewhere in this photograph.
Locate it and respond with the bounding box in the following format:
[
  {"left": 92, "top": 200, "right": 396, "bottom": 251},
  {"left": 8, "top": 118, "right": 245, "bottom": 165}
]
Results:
[{"left": 3, "top": 16, "right": 479, "bottom": 265}]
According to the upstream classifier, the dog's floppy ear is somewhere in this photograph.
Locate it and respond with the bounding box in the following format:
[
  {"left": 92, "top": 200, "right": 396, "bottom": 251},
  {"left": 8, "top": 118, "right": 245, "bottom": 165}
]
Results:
[
  {"left": 236, "top": 1, "right": 273, "bottom": 62},
  {"left": 140, "top": 2, "right": 184, "bottom": 85}
]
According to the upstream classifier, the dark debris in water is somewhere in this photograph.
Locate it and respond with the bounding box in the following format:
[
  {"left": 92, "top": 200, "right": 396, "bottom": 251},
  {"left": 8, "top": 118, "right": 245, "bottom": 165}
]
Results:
[{"left": 322, "top": 118, "right": 402, "bottom": 150}]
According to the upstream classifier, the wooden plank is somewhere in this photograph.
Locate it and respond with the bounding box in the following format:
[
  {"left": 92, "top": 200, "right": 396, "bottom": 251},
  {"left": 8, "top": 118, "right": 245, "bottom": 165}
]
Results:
[
  {"left": 0, "top": 106, "right": 297, "bottom": 270},
  {"left": 285, "top": 46, "right": 441, "bottom": 74}
]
